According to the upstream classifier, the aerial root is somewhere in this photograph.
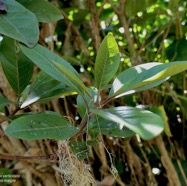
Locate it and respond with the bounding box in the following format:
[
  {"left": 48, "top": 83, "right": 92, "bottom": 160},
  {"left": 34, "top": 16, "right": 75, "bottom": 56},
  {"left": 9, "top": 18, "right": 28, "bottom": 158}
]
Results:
[{"left": 57, "top": 140, "right": 96, "bottom": 186}]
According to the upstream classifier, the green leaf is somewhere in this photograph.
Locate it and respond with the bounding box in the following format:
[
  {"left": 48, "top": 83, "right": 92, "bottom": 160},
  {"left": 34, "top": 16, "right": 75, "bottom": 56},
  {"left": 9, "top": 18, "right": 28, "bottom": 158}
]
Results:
[
  {"left": 148, "top": 106, "right": 172, "bottom": 137},
  {"left": 5, "top": 113, "right": 78, "bottom": 140},
  {"left": 20, "top": 71, "right": 73, "bottom": 108},
  {"left": 77, "top": 88, "right": 97, "bottom": 118},
  {"left": 53, "top": 62, "right": 91, "bottom": 97},
  {"left": 0, "top": 0, "right": 39, "bottom": 47},
  {"left": 0, "top": 37, "right": 34, "bottom": 96},
  {"left": 110, "top": 61, "right": 187, "bottom": 98},
  {"left": 0, "top": 96, "right": 14, "bottom": 110},
  {"left": 17, "top": 0, "right": 63, "bottom": 23},
  {"left": 90, "top": 106, "right": 164, "bottom": 140},
  {"left": 77, "top": 95, "right": 87, "bottom": 118},
  {"left": 88, "top": 116, "right": 135, "bottom": 138},
  {"left": 94, "top": 33, "right": 120, "bottom": 91},
  {"left": 69, "top": 140, "right": 89, "bottom": 160},
  {"left": 20, "top": 43, "right": 90, "bottom": 98}
]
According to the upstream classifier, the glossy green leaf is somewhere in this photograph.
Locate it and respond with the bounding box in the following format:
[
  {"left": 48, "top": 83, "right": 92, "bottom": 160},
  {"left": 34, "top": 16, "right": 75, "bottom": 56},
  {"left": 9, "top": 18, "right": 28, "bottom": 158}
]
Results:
[
  {"left": 20, "top": 71, "right": 73, "bottom": 108},
  {"left": 110, "top": 61, "right": 187, "bottom": 98},
  {"left": 88, "top": 116, "right": 135, "bottom": 138},
  {"left": 77, "top": 94, "right": 87, "bottom": 118},
  {"left": 148, "top": 106, "right": 172, "bottom": 137},
  {"left": 0, "top": 37, "right": 34, "bottom": 96},
  {"left": 77, "top": 88, "right": 98, "bottom": 118},
  {"left": 0, "top": 0, "right": 39, "bottom": 47},
  {"left": 53, "top": 62, "right": 91, "bottom": 97},
  {"left": 17, "top": 0, "right": 63, "bottom": 23},
  {"left": 5, "top": 113, "right": 78, "bottom": 140},
  {"left": 20, "top": 44, "right": 90, "bottom": 98},
  {"left": 0, "top": 96, "right": 14, "bottom": 110},
  {"left": 90, "top": 106, "right": 164, "bottom": 140},
  {"left": 94, "top": 33, "right": 120, "bottom": 91}
]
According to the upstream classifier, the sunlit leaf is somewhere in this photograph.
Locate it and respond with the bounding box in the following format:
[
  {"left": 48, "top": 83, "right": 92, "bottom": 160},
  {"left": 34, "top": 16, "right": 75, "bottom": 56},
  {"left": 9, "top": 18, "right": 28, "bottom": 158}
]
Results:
[
  {"left": 20, "top": 71, "right": 73, "bottom": 108},
  {"left": 94, "top": 33, "right": 120, "bottom": 91},
  {"left": 90, "top": 106, "right": 164, "bottom": 140},
  {"left": 20, "top": 44, "right": 90, "bottom": 98},
  {"left": 148, "top": 106, "right": 172, "bottom": 137},
  {"left": 53, "top": 62, "right": 91, "bottom": 97},
  {"left": 110, "top": 61, "right": 187, "bottom": 98},
  {"left": 88, "top": 116, "right": 135, "bottom": 138}
]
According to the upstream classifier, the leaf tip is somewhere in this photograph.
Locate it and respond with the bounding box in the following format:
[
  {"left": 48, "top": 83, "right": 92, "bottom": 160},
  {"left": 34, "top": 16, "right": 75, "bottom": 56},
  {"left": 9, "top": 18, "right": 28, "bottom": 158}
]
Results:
[{"left": 107, "top": 32, "right": 113, "bottom": 36}]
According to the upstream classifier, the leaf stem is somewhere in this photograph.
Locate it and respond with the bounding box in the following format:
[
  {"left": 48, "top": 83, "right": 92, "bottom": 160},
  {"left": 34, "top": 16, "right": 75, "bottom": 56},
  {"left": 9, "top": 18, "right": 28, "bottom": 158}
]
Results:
[
  {"left": 100, "top": 96, "right": 115, "bottom": 107},
  {"left": 0, "top": 106, "right": 21, "bottom": 125},
  {"left": 71, "top": 113, "right": 93, "bottom": 139},
  {"left": 9, "top": 106, "right": 21, "bottom": 116}
]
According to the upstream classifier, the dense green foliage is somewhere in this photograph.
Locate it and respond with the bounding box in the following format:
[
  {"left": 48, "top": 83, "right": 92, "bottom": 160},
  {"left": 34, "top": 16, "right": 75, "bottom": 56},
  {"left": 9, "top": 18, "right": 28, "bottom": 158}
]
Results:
[
  {"left": 0, "top": 0, "right": 187, "bottom": 185},
  {"left": 0, "top": 0, "right": 186, "bottom": 143}
]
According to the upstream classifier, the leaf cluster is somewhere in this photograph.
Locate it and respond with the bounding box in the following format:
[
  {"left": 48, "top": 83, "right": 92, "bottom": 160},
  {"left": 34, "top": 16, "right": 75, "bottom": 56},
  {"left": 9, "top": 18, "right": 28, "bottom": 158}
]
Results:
[{"left": 0, "top": 0, "right": 187, "bottom": 158}]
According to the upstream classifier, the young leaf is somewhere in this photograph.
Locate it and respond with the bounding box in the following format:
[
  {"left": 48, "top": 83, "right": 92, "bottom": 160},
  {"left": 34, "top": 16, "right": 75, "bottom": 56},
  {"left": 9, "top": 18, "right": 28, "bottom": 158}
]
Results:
[
  {"left": 0, "top": 37, "right": 34, "bottom": 96},
  {"left": 5, "top": 113, "right": 78, "bottom": 140},
  {"left": 94, "top": 33, "right": 120, "bottom": 91},
  {"left": 90, "top": 106, "right": 164, "bottom": 140},
  {"left": 109, "top": 61, "right": 187, "bottom": 98},
  {"left": 20, "top": 43, "right": 90, "bottom": 98},
  {"left": 0, "top": 0, "right": 39, "bottom": 47},
  {"left": 20, "top": 71, "right": 73, "bottom": 108},
  {"left": 17, "top": 0, "right": 63, "bottom": 23},
  {"left": 53, "top": 62, "right": 91, "bottom": 97},
  {"left": 77, "top": 88, "right": 97, "bottom": 118}
]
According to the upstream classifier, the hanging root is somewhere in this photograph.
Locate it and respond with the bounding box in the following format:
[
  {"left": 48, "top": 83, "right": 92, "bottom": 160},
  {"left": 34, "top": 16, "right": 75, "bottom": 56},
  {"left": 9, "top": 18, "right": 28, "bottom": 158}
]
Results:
[{"left": 57, "top": 140, "right": 96, "bottom": 186}]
